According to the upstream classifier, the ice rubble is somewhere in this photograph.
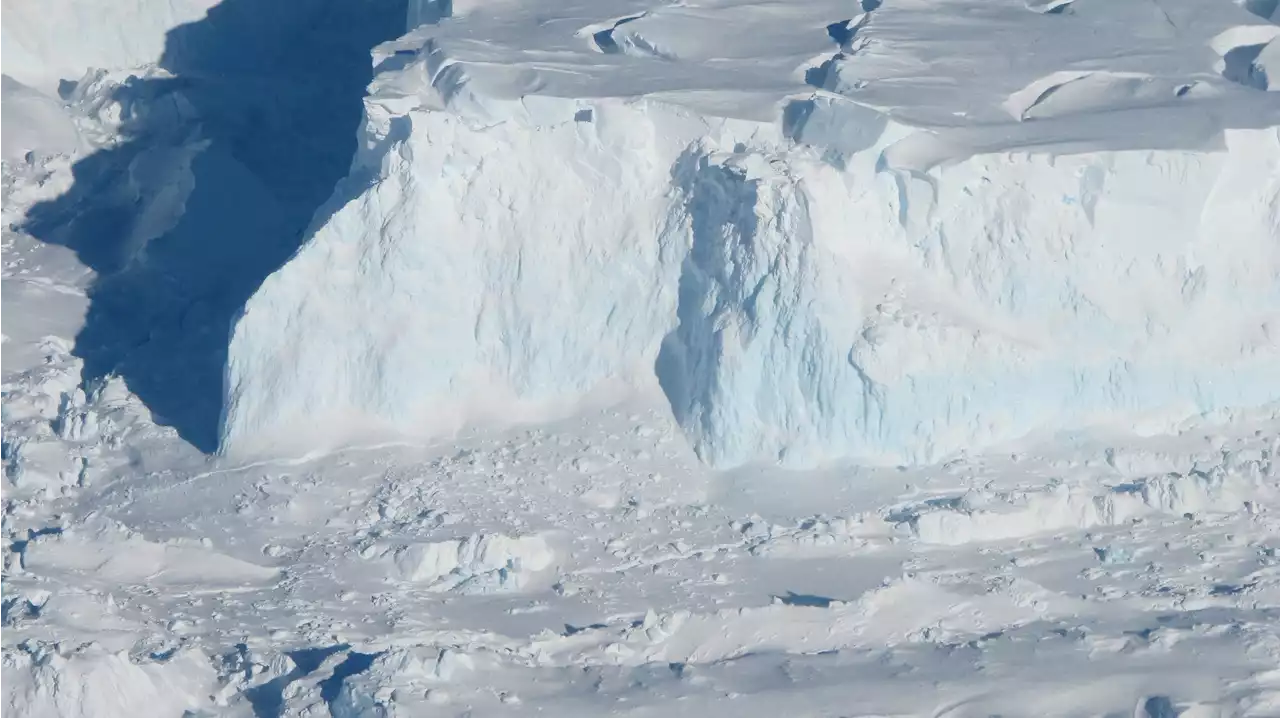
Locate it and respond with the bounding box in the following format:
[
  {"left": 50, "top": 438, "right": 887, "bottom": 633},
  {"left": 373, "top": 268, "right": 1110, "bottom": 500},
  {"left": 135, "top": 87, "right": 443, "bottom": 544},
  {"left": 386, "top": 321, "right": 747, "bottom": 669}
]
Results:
[
  {"left": 3, "top": 641, "right": 214, "bottom": 718},
  {"left": 222, "top": 0, "right": 1280, "bottom": 468}
]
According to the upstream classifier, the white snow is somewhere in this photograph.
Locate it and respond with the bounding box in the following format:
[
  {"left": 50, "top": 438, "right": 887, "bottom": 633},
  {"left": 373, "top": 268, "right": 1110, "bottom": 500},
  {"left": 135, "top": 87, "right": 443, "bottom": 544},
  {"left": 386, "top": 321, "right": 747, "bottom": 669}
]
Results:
[
  {"left": 366, "top": 531, "right": 556, "bottom": 592},
  {"left": 4, "top": 642, "right": 215, "bottom": 718},
  {"left": 5, "top": 0, "right": 1280, "bottom": 716},
  {"left": 0, "top": 0, "right": 218, "bottom": 93}
]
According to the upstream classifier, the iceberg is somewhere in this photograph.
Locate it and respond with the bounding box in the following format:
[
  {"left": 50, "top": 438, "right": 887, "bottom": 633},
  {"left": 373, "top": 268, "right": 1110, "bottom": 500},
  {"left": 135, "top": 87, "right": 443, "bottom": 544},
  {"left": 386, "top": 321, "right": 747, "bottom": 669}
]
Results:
[{"left": 222, "top": 0, "right": 1280, "bottom": 467}]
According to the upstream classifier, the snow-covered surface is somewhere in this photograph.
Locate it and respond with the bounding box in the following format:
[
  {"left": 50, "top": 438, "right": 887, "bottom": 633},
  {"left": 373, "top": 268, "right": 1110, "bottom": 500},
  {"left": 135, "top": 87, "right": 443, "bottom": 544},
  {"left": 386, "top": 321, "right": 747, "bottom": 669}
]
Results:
[
  {"left": 4, "top": 0, "right": 1280, "bottom": 716},
  {"left": 1, "top": 0, "right": 219, "bottom": 93},
  {"left": 0, "top": 77, "right": 84, "bottom": 163}
]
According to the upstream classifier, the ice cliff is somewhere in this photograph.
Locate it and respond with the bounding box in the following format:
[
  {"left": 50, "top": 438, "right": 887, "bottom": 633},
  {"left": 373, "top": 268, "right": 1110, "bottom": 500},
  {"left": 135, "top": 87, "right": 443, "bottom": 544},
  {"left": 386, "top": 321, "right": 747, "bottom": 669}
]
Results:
[{"left": 222, "top": 0, "right": 1280, "bottom": 468}]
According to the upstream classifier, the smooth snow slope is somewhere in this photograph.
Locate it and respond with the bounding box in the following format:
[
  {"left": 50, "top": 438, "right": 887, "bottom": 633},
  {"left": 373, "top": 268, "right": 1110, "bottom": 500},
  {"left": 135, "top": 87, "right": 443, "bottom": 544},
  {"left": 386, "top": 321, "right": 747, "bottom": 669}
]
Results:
[
  {"left": 7, "top": 0, "right": 410, "bottom": 453},
  {"left": 0, "top": 0, "right": 219, "bottom": 93},
  {"left": 224, "top": 0, "right": 1280, "bottom": 467},
  {"left": 0, "top": 76, "right": 84, "bottom": 163}
]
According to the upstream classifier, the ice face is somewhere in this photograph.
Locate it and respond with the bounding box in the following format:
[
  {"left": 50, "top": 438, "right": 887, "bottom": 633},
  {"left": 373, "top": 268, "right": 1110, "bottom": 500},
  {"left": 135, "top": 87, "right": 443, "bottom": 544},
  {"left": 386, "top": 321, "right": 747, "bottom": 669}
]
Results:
[{"left": 222, "top": 0, "right": 1280, "bottom": 468}]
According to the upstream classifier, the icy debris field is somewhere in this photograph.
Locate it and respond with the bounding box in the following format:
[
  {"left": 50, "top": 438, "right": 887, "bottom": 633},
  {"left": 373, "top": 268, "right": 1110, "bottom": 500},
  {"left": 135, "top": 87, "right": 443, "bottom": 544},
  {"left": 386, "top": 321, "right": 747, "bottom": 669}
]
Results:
[{"left": 4, "top": 0, "right": 1280, "bottom": 715}]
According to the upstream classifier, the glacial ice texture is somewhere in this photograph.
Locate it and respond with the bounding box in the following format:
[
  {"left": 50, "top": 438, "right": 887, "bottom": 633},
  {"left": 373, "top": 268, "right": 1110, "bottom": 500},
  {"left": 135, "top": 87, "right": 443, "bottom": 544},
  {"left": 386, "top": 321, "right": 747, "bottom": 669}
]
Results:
[{"left": 223, "top": 0, "right": 1280, "bottom": 468}]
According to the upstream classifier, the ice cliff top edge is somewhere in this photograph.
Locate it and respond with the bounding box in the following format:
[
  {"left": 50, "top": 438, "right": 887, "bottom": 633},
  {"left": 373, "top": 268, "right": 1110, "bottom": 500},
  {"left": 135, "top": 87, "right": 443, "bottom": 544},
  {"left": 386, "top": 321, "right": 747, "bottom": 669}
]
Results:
[{"left": 381, "top": 0, "right": 1280, "bottom": 156}]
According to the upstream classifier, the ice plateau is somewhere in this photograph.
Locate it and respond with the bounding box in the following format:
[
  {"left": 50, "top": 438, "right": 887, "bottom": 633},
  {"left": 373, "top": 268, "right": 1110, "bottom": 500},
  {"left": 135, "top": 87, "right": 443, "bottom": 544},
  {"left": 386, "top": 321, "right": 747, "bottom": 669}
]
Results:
[
  {"left": 222, "top": 0, "right": 1280, "bottom": 468},
  {"left": 1, "top": 0, "right": 219, "bottom": 93}
]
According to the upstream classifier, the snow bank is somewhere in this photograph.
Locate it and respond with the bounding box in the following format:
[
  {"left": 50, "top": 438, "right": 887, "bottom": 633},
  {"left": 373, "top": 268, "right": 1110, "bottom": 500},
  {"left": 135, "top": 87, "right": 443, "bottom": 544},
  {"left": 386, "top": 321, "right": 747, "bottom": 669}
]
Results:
[
  {"left": 2, "top": 641, "right": 214, "bottom": 718},
  {"left": 665, "top": 129, "right": 1280, "bottom": 466},
  {"left": 529, "top": 575, "right": 1079, "bottom": 665},
  {"left": 223, "top": 0, "right": 1280, "bottom": 468},
  {"left": 901, "top": 460, "right": 1276, "bottom": 545},
  {"left": 0, "top": 0, "right": 217, "bottom": 92},
  {"left": 18, "top": 517, "right": 279, "bottom": 589},
  {"left": 0, "top": 77, "right": 83, "bottom": 163},
  {"left": 364, "top": 532, "right": 556, "bottom": 593}
]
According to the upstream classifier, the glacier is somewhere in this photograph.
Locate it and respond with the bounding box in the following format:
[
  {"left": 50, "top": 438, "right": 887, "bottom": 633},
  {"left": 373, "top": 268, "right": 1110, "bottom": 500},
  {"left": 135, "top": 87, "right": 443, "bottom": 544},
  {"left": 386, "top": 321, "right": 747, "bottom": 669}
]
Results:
[
  {"left": 222, "top": 0, "right": 1280, "bottom": 468},
  {"left": 1, "top": 0, "right": 219, "bottom": 92}
]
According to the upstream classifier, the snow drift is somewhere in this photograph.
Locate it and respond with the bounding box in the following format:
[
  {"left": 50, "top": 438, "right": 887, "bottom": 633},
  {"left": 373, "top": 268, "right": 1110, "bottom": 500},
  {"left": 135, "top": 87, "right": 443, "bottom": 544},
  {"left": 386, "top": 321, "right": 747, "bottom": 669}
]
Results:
[
  {"left": 222, "top": 0, "right": 1280, "bottom": 468},
  {"left": 2, "top": 642, "right": 214, "bottom": 718}
]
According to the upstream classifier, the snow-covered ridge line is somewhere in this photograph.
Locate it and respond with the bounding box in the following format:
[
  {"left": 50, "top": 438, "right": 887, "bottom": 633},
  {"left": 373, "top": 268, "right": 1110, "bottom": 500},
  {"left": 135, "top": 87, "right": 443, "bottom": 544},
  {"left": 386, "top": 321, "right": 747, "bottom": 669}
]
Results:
[{"left": 222, "top": 0, "right": 1280, "bottom": 468}]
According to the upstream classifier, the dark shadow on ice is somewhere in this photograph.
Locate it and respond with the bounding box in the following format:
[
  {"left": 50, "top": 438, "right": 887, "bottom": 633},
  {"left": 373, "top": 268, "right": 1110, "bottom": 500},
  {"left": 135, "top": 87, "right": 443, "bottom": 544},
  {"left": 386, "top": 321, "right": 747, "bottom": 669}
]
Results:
[
  {"left": 22, "top": 0, "right": 408, "bottom": 451},
  {"left": 317, "top": 651, "right": 378, "bottom": 702},
  {"left": 244, "top": 644, "right": 350, "bottom": 718},
  {"left": 773, "top": 591, "right": 836, "bottom": 608}
]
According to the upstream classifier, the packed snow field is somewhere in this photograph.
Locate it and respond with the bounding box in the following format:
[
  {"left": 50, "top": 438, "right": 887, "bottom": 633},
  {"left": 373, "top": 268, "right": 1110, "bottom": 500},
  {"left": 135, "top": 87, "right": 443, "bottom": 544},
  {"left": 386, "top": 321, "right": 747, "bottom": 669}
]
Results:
[{"left": 3, "top": 0, "right": 1280, "bottom": 715}]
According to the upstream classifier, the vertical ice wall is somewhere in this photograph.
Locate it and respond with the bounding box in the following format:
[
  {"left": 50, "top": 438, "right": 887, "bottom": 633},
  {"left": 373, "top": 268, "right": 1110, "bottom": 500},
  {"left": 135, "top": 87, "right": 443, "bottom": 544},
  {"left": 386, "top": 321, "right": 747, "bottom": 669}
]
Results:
[
  {"left": 221, "top": 101, "right": 727, "bottom": 455},
  {"left": 656, "top": 149, "right": 863, "bottom": 467},
  {"left": 657, "top": 129, "right": 1280, "bottom": 466}
]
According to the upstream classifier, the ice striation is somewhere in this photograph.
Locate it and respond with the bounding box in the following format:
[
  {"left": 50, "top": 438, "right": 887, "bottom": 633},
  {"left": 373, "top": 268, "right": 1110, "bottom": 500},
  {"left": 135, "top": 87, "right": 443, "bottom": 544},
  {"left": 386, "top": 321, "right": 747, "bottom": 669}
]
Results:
[{"left": 222, "top": 0, "right": 1280, "bottom": 468}]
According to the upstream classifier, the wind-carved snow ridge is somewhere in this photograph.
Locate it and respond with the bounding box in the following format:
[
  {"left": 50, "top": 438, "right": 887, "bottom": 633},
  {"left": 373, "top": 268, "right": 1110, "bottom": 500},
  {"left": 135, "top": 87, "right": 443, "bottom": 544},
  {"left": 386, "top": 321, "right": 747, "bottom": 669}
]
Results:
[
  {"left": 224, "top": 0, "right": 1280, "bottom": 469},
  {"left": 3, "top": 641, "right": 215, "bottom": 718},
  {"left": 897, "top": 454, "right": 1278, "bottom": 546}
]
